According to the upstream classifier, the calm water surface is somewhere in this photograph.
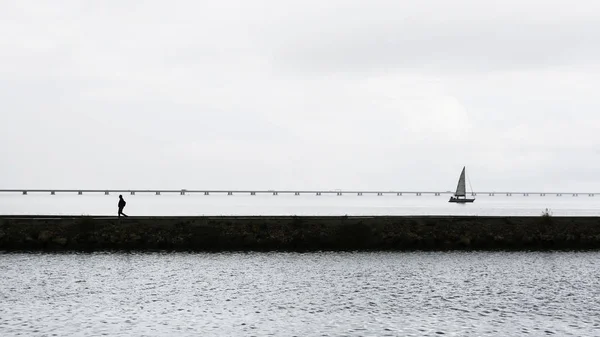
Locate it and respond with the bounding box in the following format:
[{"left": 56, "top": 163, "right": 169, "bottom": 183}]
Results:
[
  {"left": 1, "top": 252, "right": 599, "bottom": 336},
  {"left": 1, "top": 194, "right": 600, "bottom": 216}
]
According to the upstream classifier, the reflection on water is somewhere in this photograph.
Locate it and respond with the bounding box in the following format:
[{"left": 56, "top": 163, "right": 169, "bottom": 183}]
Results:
[{"left": 1, "top": 252, "right": 599, "bottom": 336}]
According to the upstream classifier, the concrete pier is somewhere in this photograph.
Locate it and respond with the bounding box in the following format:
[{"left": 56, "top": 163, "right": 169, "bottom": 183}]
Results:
[{"left": 1, "top": 215, "right": 600, "bottom": 252}]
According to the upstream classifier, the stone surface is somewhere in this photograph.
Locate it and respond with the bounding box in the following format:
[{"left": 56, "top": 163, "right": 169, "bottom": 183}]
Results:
[{"left": 1, "top": 216, "right": 600, "bottom": 251}]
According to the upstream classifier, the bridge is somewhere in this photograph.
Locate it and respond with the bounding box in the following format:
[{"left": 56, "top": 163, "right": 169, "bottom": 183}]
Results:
[{"left": 0, "top": 189, "right": 596, "bottom": 197}]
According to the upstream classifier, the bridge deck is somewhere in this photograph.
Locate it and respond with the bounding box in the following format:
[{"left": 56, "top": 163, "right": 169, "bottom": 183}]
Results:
[{"left": 0, "top": 189, "right": 596, "bottom": 197}]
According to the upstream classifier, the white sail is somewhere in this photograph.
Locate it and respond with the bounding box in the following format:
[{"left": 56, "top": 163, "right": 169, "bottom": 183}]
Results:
[{"left": 455, "top": 167, "right": 466, "bottom": 197}]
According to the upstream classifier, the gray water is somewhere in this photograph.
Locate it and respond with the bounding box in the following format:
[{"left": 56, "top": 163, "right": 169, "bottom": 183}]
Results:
[
  {"left": 1, "top": 193, "right": 600, "bottom": 216},
  {"left": 1, "top": 252, "right": 599, "bottom": 336}
]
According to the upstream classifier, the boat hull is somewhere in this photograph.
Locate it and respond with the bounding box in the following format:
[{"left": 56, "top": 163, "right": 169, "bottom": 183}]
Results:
[{"left": 449, "top": 196, "right": 475, "bottom": 203}]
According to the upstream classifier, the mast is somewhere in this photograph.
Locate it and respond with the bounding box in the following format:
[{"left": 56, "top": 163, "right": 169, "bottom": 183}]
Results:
[{"left": 455, "top": 166, "right": 466, "bottom": 197}]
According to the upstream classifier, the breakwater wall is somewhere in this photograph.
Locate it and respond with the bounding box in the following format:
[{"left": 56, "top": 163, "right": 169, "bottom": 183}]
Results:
[{"left": 1, "top": 215, "right": 600, "bottom": 251}]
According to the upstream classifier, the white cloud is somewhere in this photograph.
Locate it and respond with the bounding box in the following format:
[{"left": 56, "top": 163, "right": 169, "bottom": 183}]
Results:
[{"left": 1, "top": 0, "right": 600, "bottom": 191}]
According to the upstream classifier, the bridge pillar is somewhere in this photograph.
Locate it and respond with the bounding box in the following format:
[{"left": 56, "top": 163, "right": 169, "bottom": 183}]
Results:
[
  {"left": 523, "top": 193, "right": 528, "bottom": 196},
  {"left": 540, "top": 193, "right": 545, "bottom": 196},
  {"left": 156, "top": 191, "right": 161, "bottom": 195},
  {"left": 416, "top": 192, "right": 422, "bottom": 196},
  {"left": 251, "top": 192, "right": 256, "bottom": 196},
  {"left": 337, "top": 192, "right": 342, "bottom": 196},
  {"left": 358, "top": 192, "right": 362, "bottom": 196},
  {"left": 180, "top": 190, "right": 185, "bottom": 195},
  {"left": 204, "top": 191, "right": 209, "bottom": 195},
  {"left": 104, "top": 191, "right": 109, "bottom": 195},
  {"left": 557, "top": 193, "right": 562, "bottom": 197},
  {"left": 573, "top": 193, "right": 578, "bottom": 197},
  {"left": 589, "top": 194, "right": 594, "bottom": 197},
  {"left": 50, "top": 191, "right": 55, "bottom": 195},
  {"left": 228, "top": 192, "right": 233, "bottom": 195},
  {"left": 273, "top": 192, "right": 278, "bottom": 195},
  {"left": 316, "top": 192, "right": 321, "bottom": 196},
  {"left": 22, "top": 191, "right": 27, "bottom": 195},
  {"left": 294, "top": 192, "right": 300, "bottom": 196},
  {"left": 397, "top": 192, "right": 402, "bottom": 196},
  {"left": 377, "top": 192, "right": 383, "bottom": 196},
  {"left": 78, "top": 191, "right": 83, "bottom": 195},
  {"left": 131, "top": 191, "right": 136, "bottom": 195}
]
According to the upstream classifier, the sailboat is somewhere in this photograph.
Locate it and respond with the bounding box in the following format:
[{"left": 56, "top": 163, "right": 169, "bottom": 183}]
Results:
[{"left": 449, "top": 166, "right": 475, "bottom": 203}]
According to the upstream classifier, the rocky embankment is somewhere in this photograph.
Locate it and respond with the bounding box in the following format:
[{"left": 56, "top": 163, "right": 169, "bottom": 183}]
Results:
[{"left": 1, "top": 215, "right": 600, "bottom": 251}]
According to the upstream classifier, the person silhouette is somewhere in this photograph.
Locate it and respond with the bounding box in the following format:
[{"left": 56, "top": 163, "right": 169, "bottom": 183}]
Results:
[{"left": 118, "top": 195, "right": 128, "bottom": 217}]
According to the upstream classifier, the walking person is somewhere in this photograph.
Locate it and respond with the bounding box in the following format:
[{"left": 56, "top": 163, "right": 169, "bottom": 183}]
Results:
[{"left": 118, "top": 195, "right": 128, "bottom": 217}]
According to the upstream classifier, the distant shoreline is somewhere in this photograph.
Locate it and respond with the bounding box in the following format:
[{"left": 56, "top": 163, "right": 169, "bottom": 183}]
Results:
[{"left": 1, "top": 215, "right": 600, "bottom": 252}]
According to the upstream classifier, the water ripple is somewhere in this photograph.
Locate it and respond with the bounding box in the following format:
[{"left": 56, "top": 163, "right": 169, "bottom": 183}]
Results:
[{"left": 1, "top": 252, "right": 599, "bottom": 336}]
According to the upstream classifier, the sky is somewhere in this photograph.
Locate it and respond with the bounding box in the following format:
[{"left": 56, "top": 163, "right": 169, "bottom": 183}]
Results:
[{"left": 2, "top": 0, "right": 600, "bottom": 192}]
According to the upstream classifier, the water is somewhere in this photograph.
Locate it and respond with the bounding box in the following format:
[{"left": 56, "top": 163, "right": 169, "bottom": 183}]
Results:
[
  {"left": 2, "top": 194, "right": 598, "bottom": 335},
  {"left": 1, "top": 193, "right": 599, "bottom": 216},
  {"left": 1, "top": 252, "right": 599, "bottom": 336}
]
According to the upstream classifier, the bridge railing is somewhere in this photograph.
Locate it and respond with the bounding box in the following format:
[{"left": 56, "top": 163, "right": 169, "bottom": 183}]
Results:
[{"left": 0, "top": 189, "right": 595, "bottom": 197}]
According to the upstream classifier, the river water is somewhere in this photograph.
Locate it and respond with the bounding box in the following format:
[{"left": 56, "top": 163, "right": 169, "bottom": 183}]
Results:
[
  {"left": 2, "top": 195, "right": 600, "bottom": 336},
  {"left": 1, "top": 193, "right": 600, "bottom": 216},
  {"left": 1, "top": 252, "right": 599, "bottom": 336}
]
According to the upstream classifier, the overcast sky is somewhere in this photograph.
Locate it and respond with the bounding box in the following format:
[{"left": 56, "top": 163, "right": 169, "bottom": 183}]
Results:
[{"left": 2, "top": 0, "right": 600, "bottom": 192}]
